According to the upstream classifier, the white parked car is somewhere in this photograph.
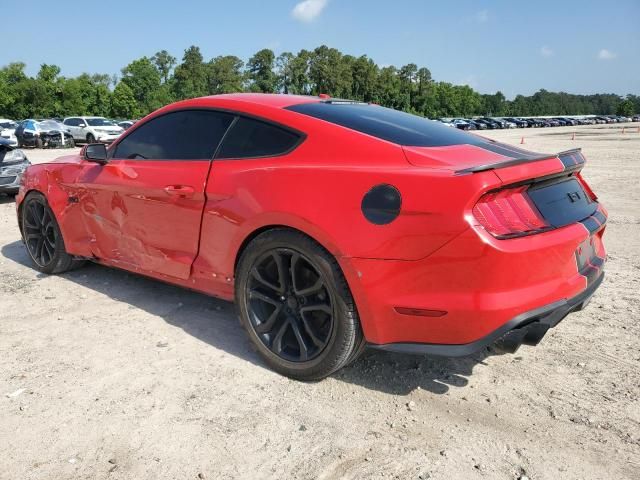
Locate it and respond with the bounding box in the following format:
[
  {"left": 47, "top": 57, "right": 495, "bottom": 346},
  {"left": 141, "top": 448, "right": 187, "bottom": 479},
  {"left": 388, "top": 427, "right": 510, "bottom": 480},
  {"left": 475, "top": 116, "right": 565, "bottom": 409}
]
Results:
[
  {"left": 0, "top": 119, "right": 18, "bottom": 146},
  {"left": 63, "top": 116, "right": 124, "bottom": 144}
]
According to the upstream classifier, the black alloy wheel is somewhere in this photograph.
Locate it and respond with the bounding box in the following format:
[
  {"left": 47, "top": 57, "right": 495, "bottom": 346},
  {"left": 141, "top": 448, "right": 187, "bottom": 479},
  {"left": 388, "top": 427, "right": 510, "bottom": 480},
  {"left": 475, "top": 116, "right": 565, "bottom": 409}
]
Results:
[
  {"left": 247, "top": 248, "right": 334, "bottom": 362},
  {"left": 23, "top": 196, "right": 57, "bottom": 268},
  {"left": 21, "top": 192, "right": 85, "bottom": 274},
  {"left": 235, "top": 229, "right": 364, "bottom": 380}
]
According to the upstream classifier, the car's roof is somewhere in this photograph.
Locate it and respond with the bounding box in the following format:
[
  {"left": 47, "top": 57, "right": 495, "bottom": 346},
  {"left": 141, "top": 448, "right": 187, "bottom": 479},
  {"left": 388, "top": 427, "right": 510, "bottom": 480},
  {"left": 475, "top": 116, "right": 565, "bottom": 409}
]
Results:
[{"left": 201, "top": 93, "right": 322, "bottom": 108}]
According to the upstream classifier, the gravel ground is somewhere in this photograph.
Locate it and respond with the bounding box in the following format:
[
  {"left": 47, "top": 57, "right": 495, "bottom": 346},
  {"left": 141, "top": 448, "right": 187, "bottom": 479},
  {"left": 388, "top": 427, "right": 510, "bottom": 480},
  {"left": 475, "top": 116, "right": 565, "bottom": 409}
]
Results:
[{"left": 1, "top": 124, "right": 639, "bottom": 479}]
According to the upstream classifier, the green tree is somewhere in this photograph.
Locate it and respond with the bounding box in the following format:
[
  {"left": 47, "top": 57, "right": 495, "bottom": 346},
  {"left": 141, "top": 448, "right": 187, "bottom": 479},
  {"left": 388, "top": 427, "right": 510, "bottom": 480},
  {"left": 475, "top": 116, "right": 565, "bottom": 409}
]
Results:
[
  {"left": 246, "top": 48, "right": 276, "bottom": 93},
  {"left": 289, "top": 50, "right": 311, "bottom": 94},
  {"left": 275, "top": 52, "right": 295, "bottom": 93},
  {"left": 308, "top": 45, "right": 352, "bottom": 97},
  {"left": 208, "top": 55, "right": 244, "bottom": 94},
  {"left": 617, "top": 99, "right": 635, "bottom": 116},
  {"left": 172, "top": 46, "right": 208, "bottom": 99},
  {"left": 110, "top": 82, "right": 139, "bottom": 118},
  {"left": 482, "top": 91, "right": 506, "bottom": 116},
  {"left": 121, "top": 57, "right": 162, "bottom": 114},
  {"left": 152, "top": 50, "right": 176, "bottom": 84},
  {"left": 351, "top": 55, "right": 378, "bottom": 102}
]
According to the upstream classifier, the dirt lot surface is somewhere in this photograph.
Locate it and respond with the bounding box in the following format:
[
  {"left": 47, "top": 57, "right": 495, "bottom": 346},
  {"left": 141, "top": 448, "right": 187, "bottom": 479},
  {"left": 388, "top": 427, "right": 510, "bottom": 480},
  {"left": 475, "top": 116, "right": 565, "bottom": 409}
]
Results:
[{"left": 1, "top": 125, "right": 639, "bottom": 479}]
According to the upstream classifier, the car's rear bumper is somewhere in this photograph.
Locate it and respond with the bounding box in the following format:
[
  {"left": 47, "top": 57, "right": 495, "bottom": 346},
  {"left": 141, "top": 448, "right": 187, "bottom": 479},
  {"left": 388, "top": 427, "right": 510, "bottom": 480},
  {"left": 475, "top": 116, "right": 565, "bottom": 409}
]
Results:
[
  {"left": 341, "top": 215, "right": 606, "bottom": 348},
  {"left": 370, "top": 272, "right": 603, "bottom": 356}
]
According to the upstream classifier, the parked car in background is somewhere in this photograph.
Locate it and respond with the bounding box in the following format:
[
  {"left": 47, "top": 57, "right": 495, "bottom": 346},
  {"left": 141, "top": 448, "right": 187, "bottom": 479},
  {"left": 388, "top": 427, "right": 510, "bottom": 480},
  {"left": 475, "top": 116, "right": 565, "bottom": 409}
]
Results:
[
  {"left": 504, "top": 117, "right": 528, "bottom": 128},
  {"left": 595, "top": 116, "right": 614, "bottom": 124},
  {"left": 437, "top": 118, "right": 455, "bottom": 127},
  {"left": 0, "top": 138, "right": 30, "bottom": 195},
  {"left": 450, "top": 118, "right": 474, "bottom": 130},
  {"left": 117, "top": 120, "right": 137, "bottom": 130},
  {"left": 632, "top": 115, "right": 640, "bottom": 122},
  {"left": 63, "top": 116, "right": 124, "bottom": 144},
  {"left": 0, "top": 119, "right": 18, "bottom": 145},
  {"left": 478, "top": 118, "right": 501, "bottom": 129},
  {"left": 467, "top": 119, "right": 487, "bottom": 130},
  {"left": 15, "top": 120, "right": 44, "bottom": 148},
  {"left": 37, "top": 120, "right": 75, "bottom": 148},
  {"left": 15, "top": 120, "right": 74, "bottom": 148},
  {"left": 474, "top": 118, "right": 498, "bottom": 129}
]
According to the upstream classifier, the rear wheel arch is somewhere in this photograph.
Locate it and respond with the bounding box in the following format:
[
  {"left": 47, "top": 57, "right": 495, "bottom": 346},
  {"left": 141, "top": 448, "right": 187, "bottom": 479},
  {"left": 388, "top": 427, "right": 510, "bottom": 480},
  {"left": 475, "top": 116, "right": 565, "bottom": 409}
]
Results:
[
  {"left": 17, "top": 188, "right": 46, "bottom": 237},
  {"left": 233, "top": 224, "right": 341, "bottom": 274}
]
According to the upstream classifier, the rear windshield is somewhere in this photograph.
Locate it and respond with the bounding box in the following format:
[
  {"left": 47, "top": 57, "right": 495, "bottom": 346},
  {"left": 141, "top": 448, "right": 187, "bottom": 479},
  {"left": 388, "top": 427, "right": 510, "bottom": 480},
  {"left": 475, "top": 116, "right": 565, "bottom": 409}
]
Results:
[{"left": 286, "top": 102, "right": 486, "bottom": 147}]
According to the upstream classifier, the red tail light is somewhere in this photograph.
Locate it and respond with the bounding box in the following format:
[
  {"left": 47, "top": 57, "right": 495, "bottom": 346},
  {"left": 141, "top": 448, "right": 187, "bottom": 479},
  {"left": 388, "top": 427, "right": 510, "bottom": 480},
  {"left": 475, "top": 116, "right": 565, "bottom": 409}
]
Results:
[{"left": 473, "top": 186, "right": 549, "bottom": 238}]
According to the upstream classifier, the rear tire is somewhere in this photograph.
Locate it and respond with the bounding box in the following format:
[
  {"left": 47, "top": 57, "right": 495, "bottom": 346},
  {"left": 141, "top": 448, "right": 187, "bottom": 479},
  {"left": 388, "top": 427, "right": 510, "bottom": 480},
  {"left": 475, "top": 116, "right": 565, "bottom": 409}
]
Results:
[
  {"left": 235, "top": 229, "right": 363, "bottom": 380},
  {"left": 21, "top": 192, "right": 85, "bottom": 274}
]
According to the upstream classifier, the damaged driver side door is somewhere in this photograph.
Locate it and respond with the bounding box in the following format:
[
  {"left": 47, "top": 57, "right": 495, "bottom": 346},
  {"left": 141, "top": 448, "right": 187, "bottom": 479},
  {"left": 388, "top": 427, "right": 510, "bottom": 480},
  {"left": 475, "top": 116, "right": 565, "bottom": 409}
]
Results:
[{"left": 76, "top": 109, "right": 235, "bottom": 279}]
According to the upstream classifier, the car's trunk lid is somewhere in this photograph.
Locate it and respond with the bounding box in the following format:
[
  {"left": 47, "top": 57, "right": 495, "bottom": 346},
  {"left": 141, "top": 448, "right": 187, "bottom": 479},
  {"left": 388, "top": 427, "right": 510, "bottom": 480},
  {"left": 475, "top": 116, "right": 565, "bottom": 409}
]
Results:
[{"left": 404, "top": 143, "right": 601, "bottom": 233}]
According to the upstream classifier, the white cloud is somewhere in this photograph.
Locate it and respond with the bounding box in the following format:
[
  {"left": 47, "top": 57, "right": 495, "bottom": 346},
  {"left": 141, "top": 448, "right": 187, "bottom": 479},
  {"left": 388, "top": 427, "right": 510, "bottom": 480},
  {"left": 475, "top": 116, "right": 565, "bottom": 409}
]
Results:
[
  {"left": 292, "top": 0, "right": 328, "bottom": 23},
  {"left": 476, "top": 10, "right": 489, "bottom": 23},
  {"left": 597, "top": 48, "right": 617, "bottom": 60},
  {"left": 540, "top": 46, "right": 554, "bottom": 57}
]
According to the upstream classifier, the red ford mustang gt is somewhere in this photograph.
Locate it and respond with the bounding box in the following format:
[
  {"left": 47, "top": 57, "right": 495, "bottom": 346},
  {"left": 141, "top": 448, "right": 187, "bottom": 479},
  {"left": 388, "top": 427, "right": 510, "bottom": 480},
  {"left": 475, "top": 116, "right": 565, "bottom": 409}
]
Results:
[{"left": 15, "top": 94, "right": 607, "bottom": 380}]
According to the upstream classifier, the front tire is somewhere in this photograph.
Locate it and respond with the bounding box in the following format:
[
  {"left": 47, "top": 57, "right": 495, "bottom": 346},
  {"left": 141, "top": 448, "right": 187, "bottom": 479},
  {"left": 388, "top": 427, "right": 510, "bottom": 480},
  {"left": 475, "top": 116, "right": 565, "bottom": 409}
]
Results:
[
  {"left": 21, "top": 192, "right": 85, "bottom": 274},
  {"left": 86, "top": 133, "right": 95, "bottom": 144},
  {"left": 235, "top": 229, "right": 364, "bottom": 380}
]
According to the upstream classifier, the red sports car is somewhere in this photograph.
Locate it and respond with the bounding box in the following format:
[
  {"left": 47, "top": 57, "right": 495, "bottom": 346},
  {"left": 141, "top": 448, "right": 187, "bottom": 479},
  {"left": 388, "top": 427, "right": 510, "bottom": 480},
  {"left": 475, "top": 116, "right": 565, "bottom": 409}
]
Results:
[{"left": 15, "top": 94, "right": 607, "bottom": 380}]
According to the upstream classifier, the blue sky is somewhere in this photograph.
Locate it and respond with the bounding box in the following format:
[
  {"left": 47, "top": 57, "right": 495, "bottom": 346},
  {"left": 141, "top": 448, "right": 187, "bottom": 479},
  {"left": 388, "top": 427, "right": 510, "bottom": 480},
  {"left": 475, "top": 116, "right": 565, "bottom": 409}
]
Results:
[{"left": 1, "top": 0, "right": 638, "bottom": 98}]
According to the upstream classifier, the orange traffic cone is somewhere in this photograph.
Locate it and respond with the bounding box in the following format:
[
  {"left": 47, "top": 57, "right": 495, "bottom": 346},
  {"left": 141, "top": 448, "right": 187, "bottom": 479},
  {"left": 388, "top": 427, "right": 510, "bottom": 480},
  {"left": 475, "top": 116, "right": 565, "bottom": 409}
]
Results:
[
  {"left": 571, "top": 132, "right": 575, "bottom": 140},
  {"left": 520, "top": 136, "right": 525, "bottom": 144}
]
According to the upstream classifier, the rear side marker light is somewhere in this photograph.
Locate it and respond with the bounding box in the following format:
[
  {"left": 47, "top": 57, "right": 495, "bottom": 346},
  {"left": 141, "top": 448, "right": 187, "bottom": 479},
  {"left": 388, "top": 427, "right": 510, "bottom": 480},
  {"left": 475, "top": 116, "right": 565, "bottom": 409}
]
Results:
[
  {"left": 394, "top": 307, "right": 447, "bottom": 317},
  {"left": 473, "top": 186, "right": 549, "bottom": 238}
]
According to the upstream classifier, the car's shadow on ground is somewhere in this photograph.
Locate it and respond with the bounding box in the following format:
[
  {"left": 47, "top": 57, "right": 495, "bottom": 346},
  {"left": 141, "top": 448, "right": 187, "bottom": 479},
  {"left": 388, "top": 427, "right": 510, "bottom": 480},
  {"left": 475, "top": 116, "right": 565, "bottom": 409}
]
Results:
[
  {"left": 0, "top": 194, "right": 16, "bottom": 204},
  {"left": 2, "top": 239, "right": 492, "bottom": 395}
]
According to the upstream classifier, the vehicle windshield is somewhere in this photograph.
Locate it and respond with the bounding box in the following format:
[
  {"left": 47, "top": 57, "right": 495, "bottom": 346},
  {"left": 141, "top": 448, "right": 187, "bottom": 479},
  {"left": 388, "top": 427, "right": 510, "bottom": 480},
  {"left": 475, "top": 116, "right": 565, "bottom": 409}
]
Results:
[
  {"left": 0, "top": 121, "right": 17, "bottom": 129},
  {"left": 86, "top": 118, "right": 116, "bottom": 127}
]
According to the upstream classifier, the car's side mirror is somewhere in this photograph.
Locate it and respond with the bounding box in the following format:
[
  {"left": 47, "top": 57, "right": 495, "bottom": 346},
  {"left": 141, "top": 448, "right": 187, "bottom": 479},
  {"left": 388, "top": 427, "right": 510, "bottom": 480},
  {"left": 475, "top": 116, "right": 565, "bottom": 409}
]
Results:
[
  {"left": 78, "top": 123, "right": 86, "bottom": 128},
  {"left": 83, "top": 143, "right": 108, "bottom": 164}
]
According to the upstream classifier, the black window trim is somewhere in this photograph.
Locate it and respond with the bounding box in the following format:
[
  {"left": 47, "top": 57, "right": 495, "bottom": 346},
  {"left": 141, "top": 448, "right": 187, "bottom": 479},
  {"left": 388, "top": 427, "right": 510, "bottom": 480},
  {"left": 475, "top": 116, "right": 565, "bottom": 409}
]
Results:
[{"left": 108, "top": 107, "right": 306, "bottom": 162}]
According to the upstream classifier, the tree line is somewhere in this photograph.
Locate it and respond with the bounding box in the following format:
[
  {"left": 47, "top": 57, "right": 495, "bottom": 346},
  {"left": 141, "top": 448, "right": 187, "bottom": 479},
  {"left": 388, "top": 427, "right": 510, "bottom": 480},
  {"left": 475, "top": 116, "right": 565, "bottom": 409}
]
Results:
[{"left": 1, "top": 45, "right": 637, "bottom": 120}]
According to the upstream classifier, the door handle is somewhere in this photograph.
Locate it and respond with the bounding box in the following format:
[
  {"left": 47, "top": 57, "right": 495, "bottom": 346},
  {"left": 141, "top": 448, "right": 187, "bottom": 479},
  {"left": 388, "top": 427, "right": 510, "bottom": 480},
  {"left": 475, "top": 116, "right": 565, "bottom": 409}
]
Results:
[{"left": 164, "top": 185, "right": 195, "bottom": 198}]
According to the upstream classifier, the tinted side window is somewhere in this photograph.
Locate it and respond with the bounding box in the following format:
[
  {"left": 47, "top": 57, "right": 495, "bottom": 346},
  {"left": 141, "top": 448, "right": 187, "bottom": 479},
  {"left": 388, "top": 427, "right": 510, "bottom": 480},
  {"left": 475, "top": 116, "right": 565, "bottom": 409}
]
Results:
[
  {"left": 113, "top": 110, "right": 234, "bottom": 160},
  {"left": 216, "top": 117, "right": 301, "bottom": 159},
  {"left": 286, "top": 102, "right": 488, "bottom": 148}
]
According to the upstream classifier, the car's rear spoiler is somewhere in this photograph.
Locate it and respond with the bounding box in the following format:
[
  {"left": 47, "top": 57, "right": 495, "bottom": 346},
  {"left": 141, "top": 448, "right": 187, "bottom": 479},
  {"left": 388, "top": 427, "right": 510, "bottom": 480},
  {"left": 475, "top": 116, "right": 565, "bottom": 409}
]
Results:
[{"left": 455, "top": 148, "right": 585, "bottom": 175}]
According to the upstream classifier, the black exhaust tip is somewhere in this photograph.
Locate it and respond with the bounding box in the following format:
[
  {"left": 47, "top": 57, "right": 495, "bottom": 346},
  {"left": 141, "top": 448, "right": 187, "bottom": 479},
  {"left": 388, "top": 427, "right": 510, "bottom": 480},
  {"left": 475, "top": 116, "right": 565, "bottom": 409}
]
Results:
[
  {"left": 494, "top": 322, "right": 551, "bottom": 353},
  {"left": 494, "top": 328, "right": 528, "bottom": 354},
  {"left": 522, "top": 323, "right": 550, "bottom": 346}
]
